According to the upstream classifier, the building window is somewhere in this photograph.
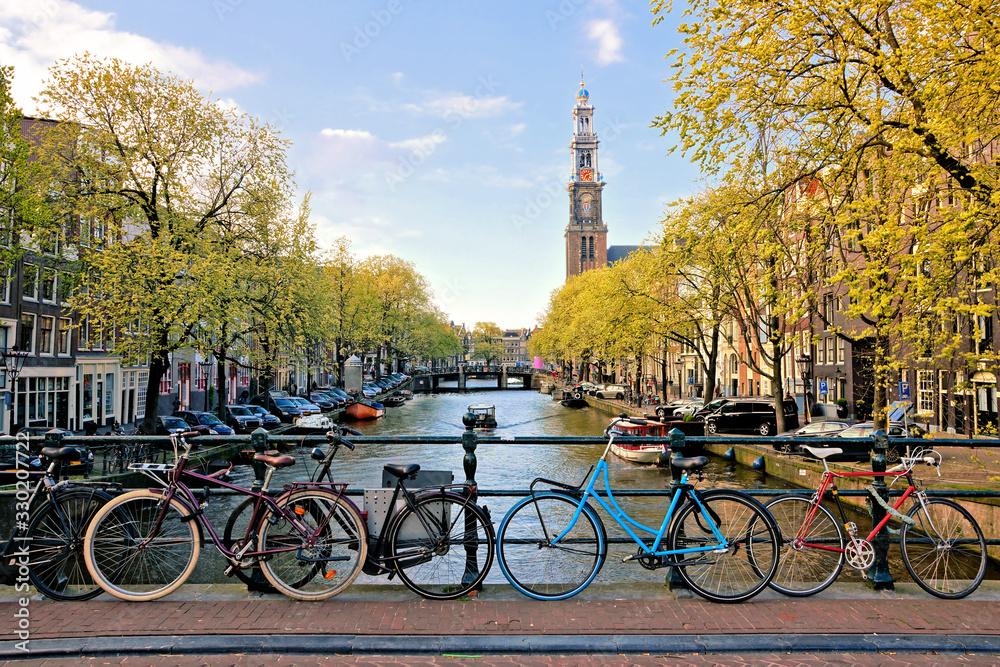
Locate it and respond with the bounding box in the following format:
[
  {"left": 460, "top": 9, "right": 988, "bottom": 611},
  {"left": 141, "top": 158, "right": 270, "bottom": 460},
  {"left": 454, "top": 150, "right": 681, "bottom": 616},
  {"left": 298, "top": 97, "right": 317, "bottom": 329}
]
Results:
[
  {"left": 917, "top": 370, "right": 934, "bottom": 413},
  {"left": 159, "top": 367, "right": 172, "bottom": 395},
  {"left": 58, "top": 318, "right": 71, "bottom": 355},
  {"left": 136, "top": 370, "right": 149, "bottom": 419},
  {"left": 39, "top": 317, "right": 54, "bottom": 354},
  {"left": 41, "top": 268, "right": 56, "bottom": 302},
  {"left": 837, "top": 337, "right": 845, "bottom": 364},
  {"left": 19, "top": 313, "right": 35, "bottom": 353},
  {"left": 825, "top": 337, "right": 835, "bottom": 365},
  {"left": 22, "top": 264, "right": 38, "bottom": 300},
  {"left": 0, "top": 268, "right": 10, "bottom": 303},
  {"left": 817, "top": 337, "right": 826, "bottom": 364}
]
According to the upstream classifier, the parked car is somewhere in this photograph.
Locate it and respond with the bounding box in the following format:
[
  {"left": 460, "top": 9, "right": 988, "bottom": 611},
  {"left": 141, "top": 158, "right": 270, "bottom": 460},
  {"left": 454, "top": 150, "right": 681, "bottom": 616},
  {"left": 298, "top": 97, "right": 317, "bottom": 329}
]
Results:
[
  {"left": 173, "top": 411, "right": 235, "bottom": 435},
  {"left": 653, "top": 398, "right": 699, "bottom": 420},
  {"left": 798, "top": 421, "right": 928, "bottom": 461},
  {"left": 704, "top": 399, "right": 799, "bottom": 436},
  {"left": 250, "top": 394, "right": 303, "bottom": 423},
  {"left": 14, "top": 426, "right": 74, "bottom": 450},
  {"left": 289, "top": 397, "right": 321, "bottom": 416},
  {"left": 224, "top": 405, "right": 264, "bottom": 433},
  {"left": 772, "top": 420, "right": 859, "bottom": 453},
  {"left": 673, "top": 401, "right": 705, "bottom": 418},
  {"left": 693, "top": 398, "right": 731, "bottom": 419},
  {"left": 310, "top": 392, "right": 341, "bottom": 410},
  {"left": 321, "top": 387, "right": 354, "bottom": 405},
  {"left": 246, "top": 405, "right": 281, "bottom": 430},
  {"left": 596, "top": 384, "right": 627, "bottom": 400},
  {"left": 156, "top": 415, "right": 210, "bottom": 437}
]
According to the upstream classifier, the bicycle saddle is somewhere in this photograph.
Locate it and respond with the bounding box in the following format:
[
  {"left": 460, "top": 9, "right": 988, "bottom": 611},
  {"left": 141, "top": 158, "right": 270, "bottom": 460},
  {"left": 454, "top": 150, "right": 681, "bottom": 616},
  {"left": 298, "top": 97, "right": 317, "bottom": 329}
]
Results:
[
  {"left": 384, "top": 463, "right": 420, "bottom": 479},
  {"left": 801, "top": 446, "right": 842, "bottom": 459},
  {"left": 253, "top": 453, "right": 296, "bottom": 469},
  {"left": 39, "top": 446, "right": 82, "bottom": 462},
  {"left": 671, "top": 456, "right": 708, "bottom": 471}
]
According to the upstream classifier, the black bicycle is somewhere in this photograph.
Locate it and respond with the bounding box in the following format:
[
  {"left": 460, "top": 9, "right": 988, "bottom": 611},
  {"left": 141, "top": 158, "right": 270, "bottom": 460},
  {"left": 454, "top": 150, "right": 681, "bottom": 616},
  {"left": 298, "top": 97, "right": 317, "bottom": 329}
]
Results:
[
  {"left": 224, "top": 426, "right": 495, "bottom": 599},
  {"left": 1, "top": 437, "right": 119, "bottom": 600}
]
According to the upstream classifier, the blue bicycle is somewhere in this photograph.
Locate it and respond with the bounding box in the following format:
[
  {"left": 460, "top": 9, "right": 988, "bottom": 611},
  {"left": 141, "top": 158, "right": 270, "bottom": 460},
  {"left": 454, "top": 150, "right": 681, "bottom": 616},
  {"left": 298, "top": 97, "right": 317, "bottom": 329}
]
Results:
[{"left": 495, "top": 416, "right": 781, "bottom": 602}]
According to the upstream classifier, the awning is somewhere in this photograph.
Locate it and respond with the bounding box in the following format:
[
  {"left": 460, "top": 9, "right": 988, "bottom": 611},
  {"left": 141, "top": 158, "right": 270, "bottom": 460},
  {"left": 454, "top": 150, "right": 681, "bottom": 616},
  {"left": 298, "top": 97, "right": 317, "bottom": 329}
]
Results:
[{"left": 971, "top": 371, "right": 997, "bottom": 384}]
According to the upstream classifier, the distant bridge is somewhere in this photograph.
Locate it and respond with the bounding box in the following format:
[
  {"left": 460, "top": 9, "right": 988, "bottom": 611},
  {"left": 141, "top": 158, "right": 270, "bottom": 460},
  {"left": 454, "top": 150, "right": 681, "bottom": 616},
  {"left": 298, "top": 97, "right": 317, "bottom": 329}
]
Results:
[{"left": 412, "top": 365, "right": 547, "bottom": 392}]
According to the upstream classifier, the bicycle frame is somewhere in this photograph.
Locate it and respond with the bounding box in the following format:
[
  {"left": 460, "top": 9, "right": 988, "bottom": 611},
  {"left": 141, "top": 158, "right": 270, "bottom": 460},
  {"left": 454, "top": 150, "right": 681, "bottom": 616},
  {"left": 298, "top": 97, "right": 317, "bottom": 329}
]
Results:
[
  {"left": 792, "top": 464, "right": 921, "bottom": 553},
  {"left": 137, "top": 453, "right": 349, "bottom": 564},
  {"left": 542, "top": 437, "right": 729, "bottom": 560}
]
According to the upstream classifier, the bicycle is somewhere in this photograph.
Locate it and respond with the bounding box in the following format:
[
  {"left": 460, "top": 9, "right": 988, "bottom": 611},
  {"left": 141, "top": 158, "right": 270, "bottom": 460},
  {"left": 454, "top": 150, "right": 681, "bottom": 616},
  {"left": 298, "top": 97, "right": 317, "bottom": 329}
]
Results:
[
  {"left": 495, "top": 415, "right": 781, "bottom": 602},
  {"left": 765, "top": 444, "right": 987, "bottom": 599},
  {"left": 224, "top": 426, "right": 495, "bottom": 600},
  {"left": 0, "top": 436, "right": 118, "bottom": 600},
  {"left": 83, "top": 430, "right": 368, "bottom": 601}
]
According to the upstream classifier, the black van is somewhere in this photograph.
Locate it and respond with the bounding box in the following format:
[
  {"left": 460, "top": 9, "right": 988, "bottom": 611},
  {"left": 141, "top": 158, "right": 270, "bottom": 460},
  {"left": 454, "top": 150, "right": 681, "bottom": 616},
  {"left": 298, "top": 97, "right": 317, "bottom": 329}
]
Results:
[{"left": 705, "top": 399, "right": 798, "bottom": 436}]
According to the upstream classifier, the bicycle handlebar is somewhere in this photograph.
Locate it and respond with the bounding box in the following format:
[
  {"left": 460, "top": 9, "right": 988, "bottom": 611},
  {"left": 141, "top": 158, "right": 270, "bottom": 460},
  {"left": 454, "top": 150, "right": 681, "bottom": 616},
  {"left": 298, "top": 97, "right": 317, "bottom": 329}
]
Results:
[{"left": 326, "top": 432, "right": 355, "bottom": 451}]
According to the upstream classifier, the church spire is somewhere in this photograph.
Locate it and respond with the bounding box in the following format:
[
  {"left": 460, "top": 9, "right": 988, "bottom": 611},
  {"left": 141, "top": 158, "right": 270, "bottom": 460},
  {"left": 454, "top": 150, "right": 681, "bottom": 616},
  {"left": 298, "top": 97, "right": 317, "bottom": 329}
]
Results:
[{"left": 565, "top": 78, "right": 606, "bottom": 279}]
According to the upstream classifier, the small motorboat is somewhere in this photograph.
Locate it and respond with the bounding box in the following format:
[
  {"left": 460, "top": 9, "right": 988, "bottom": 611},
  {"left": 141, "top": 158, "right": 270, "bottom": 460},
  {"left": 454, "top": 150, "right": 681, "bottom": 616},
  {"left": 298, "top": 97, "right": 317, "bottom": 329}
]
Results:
[
  {"left": 382, "top": 395, "right": 406, "bottom": 407},
  {"left": 398, "top": 390, "right": 414, "bottom": 400},
  {"left": 293, "top": 414, "right": 335, "bottom": 434},
  {"left": 560, "top": 389, "right": 588, "bottom": 408},
  {"left": 608, "top": 419, "right": 668, "bottom": 464},
  {"left": 467, "top": 403, "right": 497, "bottom": 429},
  {"left": 344, "top": 400, "right": 386, "bottom": 421}
]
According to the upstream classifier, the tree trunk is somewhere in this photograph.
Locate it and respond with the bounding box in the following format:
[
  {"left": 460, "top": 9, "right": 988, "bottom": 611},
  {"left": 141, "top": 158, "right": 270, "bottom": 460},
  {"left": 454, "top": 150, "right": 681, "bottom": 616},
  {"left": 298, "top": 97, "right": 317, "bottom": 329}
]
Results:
[
  {"left": 215, "top": 345, "right": 227, "bottom": 419},
  {"left": 772, "top": 339, "right": 786, "bottom": 433},
  {"left": 138, "top": 332, "right": 171, "bottom": 435}
]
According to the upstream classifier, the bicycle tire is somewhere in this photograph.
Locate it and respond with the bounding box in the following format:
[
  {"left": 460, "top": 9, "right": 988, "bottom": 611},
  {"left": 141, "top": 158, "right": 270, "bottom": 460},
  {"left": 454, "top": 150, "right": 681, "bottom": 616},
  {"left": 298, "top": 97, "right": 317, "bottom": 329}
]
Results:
[
  {"left": 26, "top": 487, "right": 114, "bottom": 601},
  {"left": 763, "top": 495, "right": 844, "bottom": 596},
  {"left": 257, "top": 489, "right": 367, "bottom": 600},
  {"left": 387, "top": 490, "right": 495, "bottom": 600},
  {"left": 106, "top": 449, "right": 125, "bottom": 475},
  {"left": 84, "top": 489, "right": 200, "bottom": 602},
  {"left": 222, "top": 496, "right": 278, "bottom": 594},
  {"left": 496, "top": 492, "right": 606, "bottom": 601},
  {"left": 900, "top": 498, "right": 987, "bottom": 599},
  {"left": 668, "top": 490, "right": 779, "bottom": 603}
]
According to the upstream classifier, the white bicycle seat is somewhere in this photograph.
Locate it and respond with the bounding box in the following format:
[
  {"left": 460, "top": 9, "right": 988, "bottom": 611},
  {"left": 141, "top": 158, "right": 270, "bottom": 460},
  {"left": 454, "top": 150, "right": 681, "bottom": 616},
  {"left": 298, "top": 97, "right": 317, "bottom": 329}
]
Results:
[{"left": 801, "top": 445, "right": 843, "bottom": 459}]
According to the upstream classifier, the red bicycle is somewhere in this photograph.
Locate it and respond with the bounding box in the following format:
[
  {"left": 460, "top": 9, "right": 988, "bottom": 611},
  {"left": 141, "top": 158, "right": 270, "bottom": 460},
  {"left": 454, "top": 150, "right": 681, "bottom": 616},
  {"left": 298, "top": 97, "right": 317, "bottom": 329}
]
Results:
[{"left": 765, "top": 445, "right": 987, "bottom": 599}]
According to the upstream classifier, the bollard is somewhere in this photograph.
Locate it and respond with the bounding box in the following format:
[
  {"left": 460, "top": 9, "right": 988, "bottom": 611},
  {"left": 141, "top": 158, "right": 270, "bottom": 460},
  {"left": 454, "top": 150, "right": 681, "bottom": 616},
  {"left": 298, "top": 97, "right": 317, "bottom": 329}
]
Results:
[
  {"left": 461, "top": 412, "right": 481, "bottom": 592},
  {"left": 665, "top": 428, "right": 688, "bottom": 591},
  {"left": 866, "top": 430, "right": 894, "bottom": 590},
  {"left": 249, "top": 427, "right": 269, "bottom": 491}
]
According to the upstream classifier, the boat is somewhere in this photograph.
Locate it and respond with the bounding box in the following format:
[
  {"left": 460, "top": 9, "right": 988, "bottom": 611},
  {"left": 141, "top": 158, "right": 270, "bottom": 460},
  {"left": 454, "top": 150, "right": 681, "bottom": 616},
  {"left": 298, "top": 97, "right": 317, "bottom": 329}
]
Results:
[
  {"left": 399, "top": 390, "right": 414, "bottom": 400},
  {"left": 559, "top": 389, "right": 588, "bottom": 408},
  {"left": 608, "top": 419, "right": 669, "bottom": 464},
  {"left": 293, "top": 413, "right": 335, "bottom": 434},
  {"left": 383, "top": 395, "right": 406, "bottom": 407},
  {"left": 467, "top": 403, "right": 497, "bottom": 429},
  {"left": 344, "top": 400, "right": 386, "bottom": 421}
]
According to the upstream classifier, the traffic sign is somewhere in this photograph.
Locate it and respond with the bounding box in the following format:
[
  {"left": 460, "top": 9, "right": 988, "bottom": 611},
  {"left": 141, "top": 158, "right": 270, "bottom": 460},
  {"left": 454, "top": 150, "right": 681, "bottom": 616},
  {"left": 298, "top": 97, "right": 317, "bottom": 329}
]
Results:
[
  {"left": 899, "top": 382, "right": 910, "bottom": 399},
  {"left": 818, "top": 379, "right": 828, "bottom": 394}
]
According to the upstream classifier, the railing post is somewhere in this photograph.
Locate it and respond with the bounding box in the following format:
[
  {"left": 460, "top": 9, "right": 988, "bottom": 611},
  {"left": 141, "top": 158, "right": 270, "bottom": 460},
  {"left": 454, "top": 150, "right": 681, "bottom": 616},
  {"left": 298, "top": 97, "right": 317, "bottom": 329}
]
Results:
[
  {"left": 249, "top": 427, "right": 269, "bottom": 491},
  {"left": 461, "top": 412, "right": 481, "bottom": 593},
  {"left": 665, "top": 427, "right": 688, "bottom": 591},
  {"left": 867, "top": 430, "right": 894, "bottom": 590}
]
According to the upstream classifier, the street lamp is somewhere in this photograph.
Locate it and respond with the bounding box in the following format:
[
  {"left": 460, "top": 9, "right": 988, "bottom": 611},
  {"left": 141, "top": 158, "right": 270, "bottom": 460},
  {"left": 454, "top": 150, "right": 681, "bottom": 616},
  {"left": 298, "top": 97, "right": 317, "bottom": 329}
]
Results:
[
  {"left": 0, "top": 347, "right": 28, "bottom": 429},
  {"left": 796, "top": 354, "right": 812, "bottom": 423},
  {"left": 674, "top": 359, "right": 684, "bottom": 400},
  {"left": 198, "top": 358, "right": 214, "bottom": 412}
]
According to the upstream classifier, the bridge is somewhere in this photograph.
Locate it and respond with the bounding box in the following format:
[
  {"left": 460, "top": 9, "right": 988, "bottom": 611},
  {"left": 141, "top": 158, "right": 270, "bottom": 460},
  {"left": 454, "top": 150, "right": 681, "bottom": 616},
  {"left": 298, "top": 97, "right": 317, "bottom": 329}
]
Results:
[{"left": 411, "top": 365, "right": 547, "bottom": 392}]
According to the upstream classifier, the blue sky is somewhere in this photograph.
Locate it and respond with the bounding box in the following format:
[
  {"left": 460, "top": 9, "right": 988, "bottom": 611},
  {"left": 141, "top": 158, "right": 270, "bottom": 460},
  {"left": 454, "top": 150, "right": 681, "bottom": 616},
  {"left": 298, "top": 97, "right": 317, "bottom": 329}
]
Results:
[{"left": 1, "top": 0, "right": 699, "bottom": 329}]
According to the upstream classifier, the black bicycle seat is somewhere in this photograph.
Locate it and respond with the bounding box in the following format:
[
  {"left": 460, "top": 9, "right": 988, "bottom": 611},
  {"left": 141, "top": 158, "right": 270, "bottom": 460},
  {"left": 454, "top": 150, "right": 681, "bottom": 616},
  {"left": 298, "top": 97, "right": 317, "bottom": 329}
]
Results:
[
  {"left": 384, "top": 463, "right": 420, "bottom": 479},
  {"left": 671, "top": 456, "right": 708, "bottom": 471},
  {"left": 39, "top": 446, "right": 81, "bottom": 462}
]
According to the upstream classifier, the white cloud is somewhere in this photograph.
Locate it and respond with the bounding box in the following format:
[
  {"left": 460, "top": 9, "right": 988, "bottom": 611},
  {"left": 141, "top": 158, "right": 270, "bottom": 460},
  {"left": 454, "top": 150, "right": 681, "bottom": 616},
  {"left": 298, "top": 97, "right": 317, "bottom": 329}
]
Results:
[
  {"left": 320, "top": 128, "right": 376, "bottom": 141},
  {"left": 420, "top": 93, "right": 517, "bottom": 119},
  {"left": 388, "top": 131, "right": 447, "bottom": 152},
  {"left": 0, "top": 0, "right": 261, "bottom": 112},
  {"left": 587, "top": 19, "right": 624, "bottom": 65}
]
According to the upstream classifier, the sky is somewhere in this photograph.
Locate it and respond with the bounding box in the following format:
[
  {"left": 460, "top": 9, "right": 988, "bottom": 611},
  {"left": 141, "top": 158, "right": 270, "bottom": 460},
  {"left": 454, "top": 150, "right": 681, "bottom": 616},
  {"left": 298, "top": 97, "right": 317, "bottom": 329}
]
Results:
[{"left": 0, "top": 0, "right": 699, "bottom": 330}]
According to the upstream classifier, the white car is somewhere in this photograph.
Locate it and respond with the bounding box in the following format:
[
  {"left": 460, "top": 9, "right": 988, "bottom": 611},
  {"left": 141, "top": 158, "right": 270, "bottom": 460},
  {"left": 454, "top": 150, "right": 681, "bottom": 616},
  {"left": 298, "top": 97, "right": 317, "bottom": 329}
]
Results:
[
  {"left": 673, "top": 401, "right": 704, "bottom": 417},
  {"left": 596, "top": 384, "right": 626, "bottom": 400}
]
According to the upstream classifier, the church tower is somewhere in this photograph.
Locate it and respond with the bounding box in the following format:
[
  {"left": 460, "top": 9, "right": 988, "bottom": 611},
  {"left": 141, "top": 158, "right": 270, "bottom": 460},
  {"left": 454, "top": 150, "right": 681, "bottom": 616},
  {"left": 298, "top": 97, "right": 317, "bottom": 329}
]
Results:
[{"left": 565, "top": 78, "right": 607, "bottom": 279}]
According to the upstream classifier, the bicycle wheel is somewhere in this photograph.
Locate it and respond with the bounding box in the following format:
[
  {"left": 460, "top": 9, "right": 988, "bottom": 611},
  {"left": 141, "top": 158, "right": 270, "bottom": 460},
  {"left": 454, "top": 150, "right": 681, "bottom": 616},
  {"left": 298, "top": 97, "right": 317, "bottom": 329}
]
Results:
[
  {"left": 496, "top": 492, "right": 605, "bottom": 601},
  {"left": 668, "top": 490, "right": 779, "bottom": 603},
  {"left": 763, "top": 495, "right": 844, "bottom": 596},
  {"left": 84, "top": 489, "right": 200, "bottom": 601},
  {"left": 900, "top": 498, "right": 987, "bottom": 599},
  {"left": 257, "top": 490, "right": 367, "bottom": 600},
  {"left": 26, "top": 488, "right": 113, "bottom": 601},
  {"left": 387, "top": 491, "right": 495, "bottom": 600},
  {"left": 106, "top": 448, "right": 125, "bottom": 475},
  {"left": 222, "top": 496, "right": 277, "bottom": 593}
]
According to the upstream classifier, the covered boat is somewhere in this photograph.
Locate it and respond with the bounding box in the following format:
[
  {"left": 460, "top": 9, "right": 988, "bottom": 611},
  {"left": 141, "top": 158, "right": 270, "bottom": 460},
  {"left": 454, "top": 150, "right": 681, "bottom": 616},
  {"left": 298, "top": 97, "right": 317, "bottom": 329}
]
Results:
[
  {"left": 345, "top": 400, "right": 386, "bottom": 420},
  {"left": 467, "top": 403, "right": 497, "bottom": 429},
  {"left": 382, "top": 395, "right": 406, "bottom": 407},
  {"left": 608, "top": 419, "right": 668, "bottom": 464}
]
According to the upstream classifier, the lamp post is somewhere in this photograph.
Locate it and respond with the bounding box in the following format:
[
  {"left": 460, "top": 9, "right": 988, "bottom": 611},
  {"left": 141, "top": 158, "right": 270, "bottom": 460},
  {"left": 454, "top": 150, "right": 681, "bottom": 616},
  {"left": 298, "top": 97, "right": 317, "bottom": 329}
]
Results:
[
  {"left": 0, "top": 346, "right": 29, "bottom": 431},
  {"left": 674, "top": 359, "right": 683, "bottom": 400},
  {"left": 796, "top": 354, "right": 812, "bottom": 424},
  {"left": 198, "top": 359, "right": 214, "bottom": 412}
]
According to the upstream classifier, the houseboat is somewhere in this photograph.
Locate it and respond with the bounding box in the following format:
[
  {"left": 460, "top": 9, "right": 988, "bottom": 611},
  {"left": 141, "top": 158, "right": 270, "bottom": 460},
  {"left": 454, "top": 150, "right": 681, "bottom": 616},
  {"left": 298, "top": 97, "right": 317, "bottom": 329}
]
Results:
[{"left": 608, "top": 419, "right": 668, "bottom": 464}]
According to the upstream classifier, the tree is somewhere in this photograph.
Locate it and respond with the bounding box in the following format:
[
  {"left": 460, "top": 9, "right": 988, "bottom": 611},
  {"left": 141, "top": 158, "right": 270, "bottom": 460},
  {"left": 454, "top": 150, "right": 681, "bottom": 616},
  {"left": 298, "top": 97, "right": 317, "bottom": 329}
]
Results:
[
  {"left": 472, "top": 322, "right": 503, "bottom": 366},
  {"left": 35, "top": 55, "right": 293, "bottom": 433}
]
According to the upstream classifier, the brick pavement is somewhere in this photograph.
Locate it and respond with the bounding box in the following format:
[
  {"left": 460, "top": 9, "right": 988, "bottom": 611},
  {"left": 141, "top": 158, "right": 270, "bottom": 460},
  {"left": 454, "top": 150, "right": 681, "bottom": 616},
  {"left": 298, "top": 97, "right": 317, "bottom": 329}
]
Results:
[{"left": 6, "top": 597, "right": 999, "bottom": 641}]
